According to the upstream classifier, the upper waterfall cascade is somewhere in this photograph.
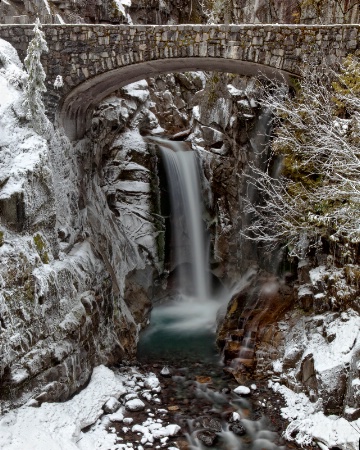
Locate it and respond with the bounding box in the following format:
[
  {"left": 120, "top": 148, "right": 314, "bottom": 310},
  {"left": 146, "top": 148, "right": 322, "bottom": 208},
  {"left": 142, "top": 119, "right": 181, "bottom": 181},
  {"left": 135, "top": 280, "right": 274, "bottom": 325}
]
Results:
[{"left": 160, "top": 140, "right": 210, "bottom": 301}]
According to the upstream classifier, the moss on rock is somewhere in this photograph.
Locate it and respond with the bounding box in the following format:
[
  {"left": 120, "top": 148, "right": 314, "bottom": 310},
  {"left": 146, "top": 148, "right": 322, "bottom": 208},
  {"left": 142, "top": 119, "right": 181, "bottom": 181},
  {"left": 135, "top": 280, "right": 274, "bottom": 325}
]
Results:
[{"left": 33, "top": 233, "right": 49, "bottom": 264}]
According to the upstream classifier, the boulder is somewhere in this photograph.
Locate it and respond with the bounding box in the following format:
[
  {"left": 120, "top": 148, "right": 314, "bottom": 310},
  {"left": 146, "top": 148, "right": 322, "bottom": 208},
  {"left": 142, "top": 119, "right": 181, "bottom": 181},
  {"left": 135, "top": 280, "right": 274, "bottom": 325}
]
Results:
[
  {"left": 125, "top": 398, "right": 145, "bottom": 411},
  {"left": 103, "top": 396, "right": 121, "bottom": 414}
]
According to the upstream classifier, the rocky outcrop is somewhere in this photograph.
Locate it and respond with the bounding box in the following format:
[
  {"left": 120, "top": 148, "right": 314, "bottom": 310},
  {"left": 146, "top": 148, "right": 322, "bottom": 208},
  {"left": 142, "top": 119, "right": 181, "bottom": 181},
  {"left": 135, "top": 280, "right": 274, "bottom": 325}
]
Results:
[
  {"left": 147, "top": 72, "right": 204, "bottom": 135},
  {"left": 0, "top": 43, "right": 161, "bottom": 409}
]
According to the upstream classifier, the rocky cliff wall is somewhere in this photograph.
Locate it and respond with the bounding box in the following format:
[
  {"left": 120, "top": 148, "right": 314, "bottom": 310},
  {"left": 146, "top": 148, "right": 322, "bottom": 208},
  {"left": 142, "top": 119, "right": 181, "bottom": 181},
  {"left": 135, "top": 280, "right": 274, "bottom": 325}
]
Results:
[
  {"left": 0, "top": 41, "right": 162, "bottom": 410},
  {"left": 1, "top": 0, "right": 359, "bottom": 26}
]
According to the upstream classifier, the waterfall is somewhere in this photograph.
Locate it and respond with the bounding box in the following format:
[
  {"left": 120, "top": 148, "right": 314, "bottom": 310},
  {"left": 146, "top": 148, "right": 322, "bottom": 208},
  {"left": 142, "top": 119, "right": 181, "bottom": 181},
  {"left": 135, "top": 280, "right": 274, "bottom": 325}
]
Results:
[
  {"left": 138, "top": 137, "right": 222, "bottom": 340},
  {"left": 160, "top": 140, "right": 209, "bottom": 301},
  {"left": 136, "top": 136, "right": 281, "bottom": 450}
]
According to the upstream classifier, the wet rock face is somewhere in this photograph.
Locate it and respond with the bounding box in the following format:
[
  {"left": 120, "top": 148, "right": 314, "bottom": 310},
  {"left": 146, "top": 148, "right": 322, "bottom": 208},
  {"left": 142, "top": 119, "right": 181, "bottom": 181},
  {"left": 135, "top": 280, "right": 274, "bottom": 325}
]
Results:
[{"left": 216, "top": 268, "right": 294, "bottom": 382}]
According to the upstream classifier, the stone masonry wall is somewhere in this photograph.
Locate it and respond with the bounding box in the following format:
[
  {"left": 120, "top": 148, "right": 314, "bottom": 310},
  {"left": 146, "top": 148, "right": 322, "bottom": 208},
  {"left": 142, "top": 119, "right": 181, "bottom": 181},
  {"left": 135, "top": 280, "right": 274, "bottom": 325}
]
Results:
[{"left": 0, "top": 24, "right": 359, "bottom": 139}]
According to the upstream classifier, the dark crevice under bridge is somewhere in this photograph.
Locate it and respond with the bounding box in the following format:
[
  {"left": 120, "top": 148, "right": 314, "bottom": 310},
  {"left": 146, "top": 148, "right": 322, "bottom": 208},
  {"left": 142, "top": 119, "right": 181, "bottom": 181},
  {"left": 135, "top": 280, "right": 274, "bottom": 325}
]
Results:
[{"left": 0, "top": 24, "right": 359, "bottom": 140}]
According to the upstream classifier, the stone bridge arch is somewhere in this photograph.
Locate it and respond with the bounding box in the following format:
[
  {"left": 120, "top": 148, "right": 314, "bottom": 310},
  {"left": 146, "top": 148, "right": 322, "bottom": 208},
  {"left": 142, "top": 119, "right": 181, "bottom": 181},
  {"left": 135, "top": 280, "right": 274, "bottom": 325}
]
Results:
[
  {"left": 0, "top": 24, "right": 358, "bottom": 140},
  {"left": 60, "top": 56, "right": 291, "bottom": 140}
]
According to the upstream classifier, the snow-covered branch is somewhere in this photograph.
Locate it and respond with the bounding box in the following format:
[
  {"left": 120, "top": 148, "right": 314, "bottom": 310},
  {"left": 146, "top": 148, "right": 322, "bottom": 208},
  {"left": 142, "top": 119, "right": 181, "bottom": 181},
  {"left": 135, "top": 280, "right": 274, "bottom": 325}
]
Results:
[
  {"left": 242, "top": 58, "right": 360, "bottom": 259},
  {"left": 23, "top": 18, "right": 52, "bottom": 136}
]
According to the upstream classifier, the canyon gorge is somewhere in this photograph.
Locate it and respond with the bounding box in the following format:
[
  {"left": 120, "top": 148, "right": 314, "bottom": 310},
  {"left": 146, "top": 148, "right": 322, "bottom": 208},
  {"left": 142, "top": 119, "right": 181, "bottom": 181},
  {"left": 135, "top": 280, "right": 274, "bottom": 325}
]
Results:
[{"left": 0, "top": 1, "right": 360, "bottom": 449}]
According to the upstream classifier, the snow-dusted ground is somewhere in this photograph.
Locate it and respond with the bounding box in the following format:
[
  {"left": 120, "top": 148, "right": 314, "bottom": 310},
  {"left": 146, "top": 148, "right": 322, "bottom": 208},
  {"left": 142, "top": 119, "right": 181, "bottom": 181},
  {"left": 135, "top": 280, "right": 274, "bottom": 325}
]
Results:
[
  {"left": 0, "top": 365, "right": 181, "bottom": 450},
  {"left": 270, "top": 380, "right": 360, "bottom": 450},
  {"left": 270, "top": 306, "right": 360, "bottom": 450}
]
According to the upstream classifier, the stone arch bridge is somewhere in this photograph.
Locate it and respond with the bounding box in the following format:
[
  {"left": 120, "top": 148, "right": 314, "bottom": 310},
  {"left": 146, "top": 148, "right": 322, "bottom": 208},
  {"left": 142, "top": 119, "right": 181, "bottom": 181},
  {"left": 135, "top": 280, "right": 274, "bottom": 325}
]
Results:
[{"left": 0, "top": 24, "right": 359, "bottom": 140}]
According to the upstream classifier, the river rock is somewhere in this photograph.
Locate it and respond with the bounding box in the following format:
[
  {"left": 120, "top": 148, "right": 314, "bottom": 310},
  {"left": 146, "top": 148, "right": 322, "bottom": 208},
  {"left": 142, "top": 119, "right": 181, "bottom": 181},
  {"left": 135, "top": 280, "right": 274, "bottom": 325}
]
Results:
[
  {"left": 125, "top": 398, "right": 146, "bottom": 411},
  {"left": 160, "top": 366, "right": 172, "bottom": 377},
  {"left": 230, "top": 422, "right": 246, "bottom": 436},
  {"left": 197, "top": 430, "right": 218, "bottom": 447},
  {"left": 193, "top": 416, "right": 222, "bottom": 432},
  {"left": 108, "top": 411, "right": 124, "bottom": 422},
  {"left": 152, "top": 424, "right": 181, "bottom": 438}
]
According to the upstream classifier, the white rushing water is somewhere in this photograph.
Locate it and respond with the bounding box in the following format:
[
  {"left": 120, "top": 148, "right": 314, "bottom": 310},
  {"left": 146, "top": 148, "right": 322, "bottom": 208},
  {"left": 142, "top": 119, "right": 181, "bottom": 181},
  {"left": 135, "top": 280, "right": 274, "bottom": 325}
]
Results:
[
  {"left": 144, "top": 137, "right": 223, "bottom": 335},
  {"left": 160, "top": 141, "right": 209, "bottom": 300}
]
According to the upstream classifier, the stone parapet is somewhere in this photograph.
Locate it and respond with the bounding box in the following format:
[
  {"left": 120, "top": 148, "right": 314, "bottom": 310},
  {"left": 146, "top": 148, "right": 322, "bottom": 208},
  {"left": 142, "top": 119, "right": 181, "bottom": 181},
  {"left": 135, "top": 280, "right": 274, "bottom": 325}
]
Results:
[{"left": 0, "top": 24, "right": 358, "bottom": 138}]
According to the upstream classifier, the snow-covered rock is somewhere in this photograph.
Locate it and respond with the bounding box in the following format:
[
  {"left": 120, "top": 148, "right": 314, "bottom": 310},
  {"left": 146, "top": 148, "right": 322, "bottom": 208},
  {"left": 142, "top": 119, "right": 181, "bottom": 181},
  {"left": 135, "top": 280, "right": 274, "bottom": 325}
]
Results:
[
  {"left": 103, "top": 397, "right": 121, "bottom": 414},
  {"left": 131, "top": 420, "right": 180, "bottom": 444},
  {"left": 125, "top": 398, "right": 146, "bottom": 411},
  {"left": 268, "top": 306, "right": 360, "bottom": 449},
  {"left": 234, "top": 386, "right": 251, "bottom": 395},
  {"left": 270, "top": 380, "right": 360, "bottom": 450},
  {"left": 144, "top": 374, "right": 160, "bottom": 391},
  {"left": 230, "top": 412, "right": 241, "bottom": 422},
  {"left": 108, "top": 411, "right": 124, "bottom": 422}
]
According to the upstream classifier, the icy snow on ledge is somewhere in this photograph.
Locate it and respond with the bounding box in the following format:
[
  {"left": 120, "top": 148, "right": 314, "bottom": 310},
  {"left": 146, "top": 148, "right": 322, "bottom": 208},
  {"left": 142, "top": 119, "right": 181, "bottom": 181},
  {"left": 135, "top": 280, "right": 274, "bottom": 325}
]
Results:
[
  {"left": 270, "top": 379, "right": 360, "bottom": 450},
  {"left": 0, "top": 366, "right": 126, "bottom": 449},
  {"left": 269, "top": 306, "right": 360, "bottom": 449}
]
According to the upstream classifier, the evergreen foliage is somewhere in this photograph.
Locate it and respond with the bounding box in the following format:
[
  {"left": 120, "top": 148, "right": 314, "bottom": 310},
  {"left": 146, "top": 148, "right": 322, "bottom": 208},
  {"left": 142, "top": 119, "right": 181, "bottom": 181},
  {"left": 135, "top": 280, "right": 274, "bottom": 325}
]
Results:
[{"left": 23, "top": 18, "right": 50, "bottom": 136}]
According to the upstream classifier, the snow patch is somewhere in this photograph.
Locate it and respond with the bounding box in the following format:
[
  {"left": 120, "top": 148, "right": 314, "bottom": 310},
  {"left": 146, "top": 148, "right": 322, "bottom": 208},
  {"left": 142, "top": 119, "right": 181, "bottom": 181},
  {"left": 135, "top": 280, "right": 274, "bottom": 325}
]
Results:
[
  {"left": 227, "top": 84, "right": 244, "bottom": 97},
  {"left": 0, "top": 366, "right": 126, "bottom": 449}
]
